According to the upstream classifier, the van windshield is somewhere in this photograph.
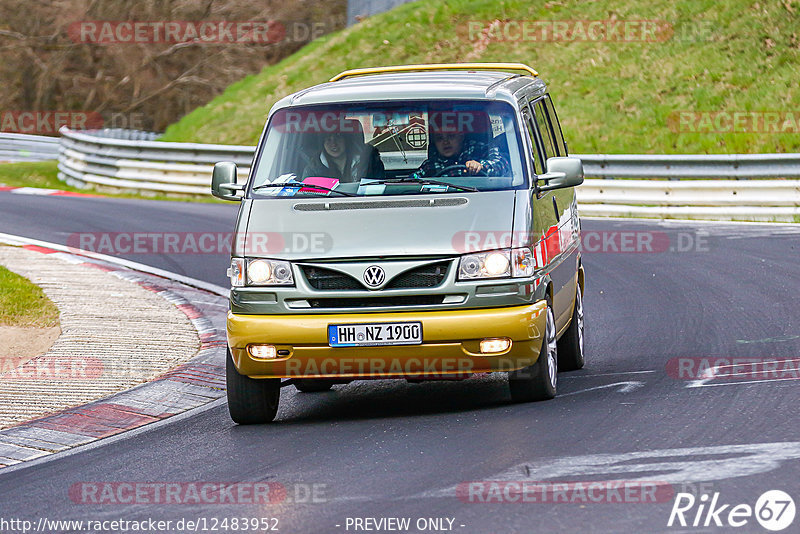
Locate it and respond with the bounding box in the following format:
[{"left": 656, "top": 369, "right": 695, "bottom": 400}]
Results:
[{"left": 248, "top": 100, "right": 527, "bottom": 197}]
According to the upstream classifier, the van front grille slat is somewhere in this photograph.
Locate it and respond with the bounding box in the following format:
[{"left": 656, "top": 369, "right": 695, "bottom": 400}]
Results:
[
  {"left": 308, "top": 295, "right": 446, "bottom": 308},
  {"left": 385, "top": 261, "right": 450, "bottom": 289},
  {"left": 301, "top": 266, "right": 362, "bottom": 290}
]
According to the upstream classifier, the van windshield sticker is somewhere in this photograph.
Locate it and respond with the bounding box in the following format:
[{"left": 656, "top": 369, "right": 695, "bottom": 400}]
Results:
[{"left": 490, "top": 115, "right": 505, "bottom": 137}]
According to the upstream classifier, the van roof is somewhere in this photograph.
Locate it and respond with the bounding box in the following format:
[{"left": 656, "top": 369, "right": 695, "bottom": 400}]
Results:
[{"left": 271, "top": 70, "right": 547, "bottom": 112}]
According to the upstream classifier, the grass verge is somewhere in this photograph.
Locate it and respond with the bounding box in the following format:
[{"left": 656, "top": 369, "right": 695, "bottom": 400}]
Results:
[{"left": 0, "top": 261, "right": 60, "bottom": 328}]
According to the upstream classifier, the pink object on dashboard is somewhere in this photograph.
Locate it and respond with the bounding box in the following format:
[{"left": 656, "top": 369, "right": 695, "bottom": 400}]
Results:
[{"left": 300, "top": 177, "right": 340, "bottom": 193}]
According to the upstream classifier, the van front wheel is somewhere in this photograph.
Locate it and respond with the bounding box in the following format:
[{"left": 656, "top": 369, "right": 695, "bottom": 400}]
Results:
[
  {"left": 557, "top": 283, "right": 585, "bottom": 371},
  {"left": 226, "top": 348, "right": 280, "bottom": 424},
  {"left": 508, "top": 303, "right": 557, "bottom": 402}
]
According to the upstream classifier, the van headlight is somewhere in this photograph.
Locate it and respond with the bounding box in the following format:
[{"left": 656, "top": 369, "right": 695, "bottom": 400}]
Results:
[
  {"left": 228, "top": 258, "right": 294, "bottom": 287},
  {"left": 458, "top": 248, "right": 534, "bottom": 280}
]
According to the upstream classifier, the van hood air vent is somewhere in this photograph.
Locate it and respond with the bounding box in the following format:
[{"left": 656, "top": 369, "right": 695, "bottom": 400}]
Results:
[{"left": 293, "top": 197, "right": 468, "bottom": 211}]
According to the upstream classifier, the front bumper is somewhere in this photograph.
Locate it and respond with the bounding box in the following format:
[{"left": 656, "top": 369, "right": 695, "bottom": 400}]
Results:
[{"left": 227, "top": 301, "right": 547, "bottom": 379}]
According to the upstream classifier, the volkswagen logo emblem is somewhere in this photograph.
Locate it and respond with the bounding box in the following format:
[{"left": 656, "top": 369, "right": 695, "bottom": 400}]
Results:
[{"left": 363, "top": 265, "right": 385, "bottom": 287}]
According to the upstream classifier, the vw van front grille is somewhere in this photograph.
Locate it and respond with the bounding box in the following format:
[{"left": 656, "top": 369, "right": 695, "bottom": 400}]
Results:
[
  {"left": 385, "top": 261, "right": 450, "bottom": 289},
  {"left": 308, "top": 295, "right": 446, "bottom": 308},
  {"left": 302, "top": 261, "right": 452, "bottom": 291},
  {"left": 301, "top": 266, "right": 362, "bottom": 290}
]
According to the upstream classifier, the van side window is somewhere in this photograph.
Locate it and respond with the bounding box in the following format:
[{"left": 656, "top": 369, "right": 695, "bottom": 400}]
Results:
[
  {"left": 543, "top": 95, "right": 567, "bottom": 156},
  {"left": 520, "top": 105, "right": 545, "bottom": 175},
  {"left": 531, "top": 99, "right": 556, "bottom": 160}
]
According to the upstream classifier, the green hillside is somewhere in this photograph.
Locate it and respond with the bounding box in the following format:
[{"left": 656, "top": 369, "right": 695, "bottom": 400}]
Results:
[{"left": 160, "top": 0, "right": 800, "bottom": 154}]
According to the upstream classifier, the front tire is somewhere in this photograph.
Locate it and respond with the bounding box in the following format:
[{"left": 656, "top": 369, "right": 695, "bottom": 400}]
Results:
[
  {"left": 508, "top": 302, "right": 557, "bottom": 402},
  {"left": 226, "top": 348, "right": 280, "bottom": 424},
  {"left": 557, "top": 282, "right": 585, "bottom": 371}
]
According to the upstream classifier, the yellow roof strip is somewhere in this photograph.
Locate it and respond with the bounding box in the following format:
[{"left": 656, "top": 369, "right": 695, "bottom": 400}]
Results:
[{"left": 329, "top": 63, "right": 538, "bottom": 82}]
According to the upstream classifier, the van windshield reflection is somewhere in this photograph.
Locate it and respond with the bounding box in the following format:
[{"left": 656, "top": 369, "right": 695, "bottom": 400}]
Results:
[{"left": 248, "top": 100, "right": 527, "bottom": 198}]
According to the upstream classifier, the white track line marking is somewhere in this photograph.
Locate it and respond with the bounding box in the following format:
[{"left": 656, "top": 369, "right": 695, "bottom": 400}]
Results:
[
  {"left": 686, "top": 358, "right": 800, "bottom": 388},
  {"left": 10, "top": 187, "right": 61, "bottom": 195},
  {"left": 561, "top": 370, "right": 655, "bottom": 379},
  {"left": 561, "top": 381, "right": 645, "bottom": 396},
  {"left": 688, "top": 376, "right": 800, "bottom": 388}
]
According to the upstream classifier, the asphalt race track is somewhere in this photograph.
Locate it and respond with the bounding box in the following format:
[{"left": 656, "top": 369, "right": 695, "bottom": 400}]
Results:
[{"left": 1, "top": 191, "right": 798, "bottom": 533}]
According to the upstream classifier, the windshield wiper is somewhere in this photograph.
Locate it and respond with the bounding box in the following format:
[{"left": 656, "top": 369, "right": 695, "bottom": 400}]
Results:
[
  {"left": 251, "top": 181, "right": 357, "bottom": 197},
  {"left": 364, "top": 177, "right": 478, "bottom": 192}
]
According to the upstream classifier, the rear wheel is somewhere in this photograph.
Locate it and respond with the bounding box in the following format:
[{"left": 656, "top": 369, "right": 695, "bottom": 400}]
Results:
[
  {"left": 226, "top": 348, "right": 280, "bottom": 424},
  {"left": 508, "top": 302, "right": 557, "bottom": 402},
  {"left": 557, "top": 283, "right": 585, "bottom": 371},
  {"left": 294, "top": 379, "right": 335, "bottom": 392}
]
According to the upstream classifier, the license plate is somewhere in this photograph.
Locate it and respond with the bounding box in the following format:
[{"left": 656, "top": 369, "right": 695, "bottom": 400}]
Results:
[{"left": 328, "top": 322, "right": 423, "bottom": 347}]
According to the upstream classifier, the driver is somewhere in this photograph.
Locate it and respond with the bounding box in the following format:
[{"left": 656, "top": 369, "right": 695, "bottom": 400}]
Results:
[{"left": 410, "top": 121, "right": 510, "bottom": 179}]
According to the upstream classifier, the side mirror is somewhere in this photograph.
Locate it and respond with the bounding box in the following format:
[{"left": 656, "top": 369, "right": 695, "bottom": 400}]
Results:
[
  {"left": 211, "top": 161, "right": 244, "bottom": 201},
  {"left": 538, "top": 156, "right": 584, "bottom": 192}
]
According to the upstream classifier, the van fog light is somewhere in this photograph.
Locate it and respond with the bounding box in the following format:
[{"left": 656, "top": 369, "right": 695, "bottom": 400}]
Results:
[
  {"left": 248, "top": 344, "right": 278, "bottom": 359},
  {"left": 480, "top": 338, "right": 512, "bottom": 354}
]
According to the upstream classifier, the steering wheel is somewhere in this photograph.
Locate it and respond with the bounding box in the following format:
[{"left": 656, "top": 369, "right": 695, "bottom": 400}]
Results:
[{"left": 434, "top": 164, "right": 488, "bottom": 177}]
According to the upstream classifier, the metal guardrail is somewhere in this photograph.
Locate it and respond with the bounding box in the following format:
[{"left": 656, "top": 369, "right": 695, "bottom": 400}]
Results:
[
  {"left": 575, "top": 179, "right": 800, "bottom": 222},
  {"left": 58, "top": 128, "right": 252, "bottom": 194},
  {"left": 574, "top": 154, "right": 800, "bottom": 220},
  {"left": 0, "top": 133, "right": 60, "bottom": 162},
  {"left": 82, "top": 128, "right": 161, "bottom": 142},
  {"left": 578, "top": 153, "right": 800, "bottom": 179},
  {"left": 55, "top": 128, "right": 800, "bottom": 221}
]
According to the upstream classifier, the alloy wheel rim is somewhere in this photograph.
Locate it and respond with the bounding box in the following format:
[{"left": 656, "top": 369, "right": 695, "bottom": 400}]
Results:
[
  {"left": 547, "top": 308, "right": 557, "bottom": 388},
  {"left": 576, "top": 288, "right": 584, "bottom": 357}
]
